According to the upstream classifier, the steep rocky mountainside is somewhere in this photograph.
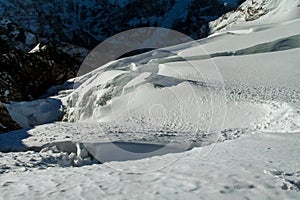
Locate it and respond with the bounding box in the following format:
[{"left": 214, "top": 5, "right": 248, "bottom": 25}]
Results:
[
  {"left": 0, "top": 0, "right": 238, "bottom": 50},
  {"left": 0, "top": 38, "right": 80, "bottom": 103}
]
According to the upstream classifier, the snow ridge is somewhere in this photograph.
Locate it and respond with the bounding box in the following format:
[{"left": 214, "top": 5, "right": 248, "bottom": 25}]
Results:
[{"left": 210, "top": 0, "right": 300, "bottom": 33}]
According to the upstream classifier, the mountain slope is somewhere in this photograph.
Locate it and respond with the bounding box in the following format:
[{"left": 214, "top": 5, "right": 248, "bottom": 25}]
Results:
[
  {"left": 0, "top": 0, "right": 243, "bottom": 129},
  {"left": 0, "top": 0, "right": 238, "bottom": 50},
  {"left": 210, "top": 0, "right": 300, "bottom": 33},
  {"left": 0, "top": 0, "right": 300, "bottom": 198},
  {"left": 2, "top": 0, "right": 299, "bottom": 149}
]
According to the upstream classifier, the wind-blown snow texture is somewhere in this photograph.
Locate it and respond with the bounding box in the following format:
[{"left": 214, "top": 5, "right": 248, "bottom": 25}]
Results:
[{"left": 0, "top": 0, "right": 300, "bottom": 199}]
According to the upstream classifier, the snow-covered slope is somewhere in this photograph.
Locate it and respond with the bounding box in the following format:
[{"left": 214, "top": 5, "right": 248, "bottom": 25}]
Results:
[
  {"left": 0, "top": 0, "right": 244, "bottom": 120},
  {"left": 2, "top": 0, "right": 299, "bottom": 156},
  {"left": 210, "top": 0, "right": 300, "bottom": 33},
  {"left": 59, "top": 1, "right": 300, "bottom": 138},
  {"left": 0, "top": 0, "right": 300, "bottom": 198},
  {"left": 1, "top": 132, "right": 300, "bottom": 198}
]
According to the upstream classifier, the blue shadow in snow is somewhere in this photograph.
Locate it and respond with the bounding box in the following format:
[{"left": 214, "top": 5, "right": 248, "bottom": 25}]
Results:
[{"left": 0, "top": 128, "right": 32, "bottom": 152}]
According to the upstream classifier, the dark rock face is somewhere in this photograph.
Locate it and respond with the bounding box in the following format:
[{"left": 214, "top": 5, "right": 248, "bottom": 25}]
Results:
[
  {"left": 0, "top": 0, "right": 239, "bottom": 50},
  {"left": 0, "top": 39, "right": 80, "bottom": 102},
  {"left": 0, "top": 102, "right": 20, "bottom": 134},
  {"left": 0, "top": 38, "right": 77, "bottom": 132}
]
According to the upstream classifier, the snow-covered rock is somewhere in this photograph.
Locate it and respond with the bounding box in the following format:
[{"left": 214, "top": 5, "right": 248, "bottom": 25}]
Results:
[
  {"left": 28, "top": 43, "right": 47, "bottom": 54},
  {"left": 210, "top": 0, "right": 300, "bottom": 33},
  {"left": 4, "top": 99, "right": 63, "bottom": 128}
]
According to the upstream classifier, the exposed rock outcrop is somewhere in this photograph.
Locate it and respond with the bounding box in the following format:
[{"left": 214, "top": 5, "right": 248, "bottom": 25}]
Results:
[
  {"left": 0, "top": 39, "right": 80, "bottom": 102},
  {"left": 0, "top": 102, "right": 20, "bottom": 134},
  {"left": 0, "top": 0, "right": 239, "bottom": 50}
]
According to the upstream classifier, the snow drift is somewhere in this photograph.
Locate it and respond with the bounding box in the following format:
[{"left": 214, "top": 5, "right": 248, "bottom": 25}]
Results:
[{"left": 0, "top": 0, "right": 300, "bottom": 198}]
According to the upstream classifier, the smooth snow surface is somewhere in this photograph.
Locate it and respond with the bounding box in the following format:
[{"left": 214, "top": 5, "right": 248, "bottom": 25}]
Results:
[
  {"left": 1, "top": 133, "right": 300, "bottom": 199},
  {"left": 1, "top": 0, "right": 300, "bottom": 199}
]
